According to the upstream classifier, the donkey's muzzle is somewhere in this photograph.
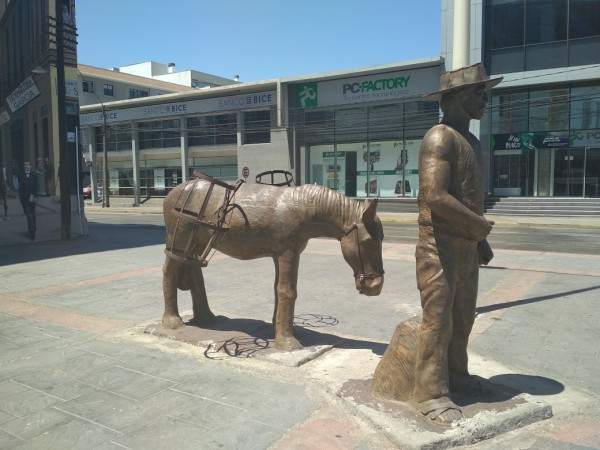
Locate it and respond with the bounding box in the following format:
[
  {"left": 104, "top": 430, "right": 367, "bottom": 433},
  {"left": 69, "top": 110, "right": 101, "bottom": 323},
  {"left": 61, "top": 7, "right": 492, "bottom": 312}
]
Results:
[{"left": 356, "top": 273, "right": 384, "bottom": 296}]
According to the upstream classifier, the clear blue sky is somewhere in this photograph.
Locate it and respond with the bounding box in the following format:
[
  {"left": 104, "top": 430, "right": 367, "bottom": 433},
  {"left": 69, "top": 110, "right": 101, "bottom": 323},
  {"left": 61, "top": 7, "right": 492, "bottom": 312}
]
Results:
[{"left": 76, "top": 0, "right": 441, "bottom": 82}]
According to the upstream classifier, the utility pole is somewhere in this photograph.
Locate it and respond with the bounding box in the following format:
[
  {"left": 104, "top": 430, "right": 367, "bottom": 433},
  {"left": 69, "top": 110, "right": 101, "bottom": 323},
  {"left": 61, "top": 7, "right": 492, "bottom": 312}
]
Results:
[{"left": 55, "top": 0, "right": 71, "bottom": 240}]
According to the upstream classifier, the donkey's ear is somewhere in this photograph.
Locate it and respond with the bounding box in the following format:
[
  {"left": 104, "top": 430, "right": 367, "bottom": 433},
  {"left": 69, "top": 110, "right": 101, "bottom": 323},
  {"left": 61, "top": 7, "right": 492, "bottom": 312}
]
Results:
[{"left": 362, "top": 198, "right": 378, "bottom": 224}]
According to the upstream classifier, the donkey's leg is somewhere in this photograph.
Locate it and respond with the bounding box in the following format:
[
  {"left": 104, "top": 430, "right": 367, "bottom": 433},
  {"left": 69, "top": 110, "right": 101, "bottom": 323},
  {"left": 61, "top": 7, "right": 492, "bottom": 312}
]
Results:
[
  {"left": 273, "top": 250, "right": 302, "bottom": 351},
  {"left": 162, "top": 256, "right": 185, "bottom": 329},
  {"left": 189, "top": 265, "right": 216, "bottom": 325}
]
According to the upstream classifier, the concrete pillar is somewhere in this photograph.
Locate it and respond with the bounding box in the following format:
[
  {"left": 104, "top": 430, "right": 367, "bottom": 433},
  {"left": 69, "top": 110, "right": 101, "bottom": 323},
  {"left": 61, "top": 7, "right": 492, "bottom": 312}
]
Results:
[
  {"left": 88, "top": 128, "right": 98, "bottom": 203},
  {"left": 180, "top": 118, "right": 189, "bottom": 181},
  {"left": 131, "top": 122, "right": 140, "bottom": 206},
  {"left": 453, "top": 0, "right": 470, "bottom": 69}
]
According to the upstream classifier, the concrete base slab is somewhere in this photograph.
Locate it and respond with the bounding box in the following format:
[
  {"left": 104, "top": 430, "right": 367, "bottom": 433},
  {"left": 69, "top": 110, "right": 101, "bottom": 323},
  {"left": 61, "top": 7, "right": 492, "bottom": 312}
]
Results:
[
  {"left": 144, "top": 314, "right": 342, "bottom": 367},
  {"left": 336, "top": 378, "right": 553, "bottom": 449}
]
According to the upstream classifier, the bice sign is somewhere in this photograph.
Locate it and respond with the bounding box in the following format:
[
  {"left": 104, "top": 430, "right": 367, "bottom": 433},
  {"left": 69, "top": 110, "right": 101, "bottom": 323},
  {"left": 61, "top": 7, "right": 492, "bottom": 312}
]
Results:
[{"left": 242, "top": 166, "right": 250, "bottom": 179}]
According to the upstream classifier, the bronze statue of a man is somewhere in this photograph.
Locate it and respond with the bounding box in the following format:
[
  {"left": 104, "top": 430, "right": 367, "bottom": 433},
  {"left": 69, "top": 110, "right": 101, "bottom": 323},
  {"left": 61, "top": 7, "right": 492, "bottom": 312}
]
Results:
[{"left": 413, "top": 64, "right": 502, "bottom": 424}]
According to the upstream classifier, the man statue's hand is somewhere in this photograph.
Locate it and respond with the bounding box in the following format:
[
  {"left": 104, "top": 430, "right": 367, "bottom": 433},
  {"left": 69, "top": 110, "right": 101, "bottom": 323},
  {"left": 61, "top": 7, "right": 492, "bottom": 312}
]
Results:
[
  {"left": 477, "top": 239, "right": 494, "bottom": 265},
  {"left": 469, "top": 217, "right": 494, "bottom": 242}
]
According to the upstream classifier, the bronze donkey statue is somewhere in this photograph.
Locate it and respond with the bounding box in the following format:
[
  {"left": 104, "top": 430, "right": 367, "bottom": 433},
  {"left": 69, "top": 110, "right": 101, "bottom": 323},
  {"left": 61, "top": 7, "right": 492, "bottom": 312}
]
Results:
[{"left": 162, "top": 173, "right": 384, "bottom": 351}]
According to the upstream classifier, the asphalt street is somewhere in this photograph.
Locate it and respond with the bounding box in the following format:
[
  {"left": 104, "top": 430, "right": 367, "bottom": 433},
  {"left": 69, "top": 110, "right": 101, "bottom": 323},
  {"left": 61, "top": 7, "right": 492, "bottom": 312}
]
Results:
[{"left": 86, "top": 211, "right": 600, "bottom": 255}]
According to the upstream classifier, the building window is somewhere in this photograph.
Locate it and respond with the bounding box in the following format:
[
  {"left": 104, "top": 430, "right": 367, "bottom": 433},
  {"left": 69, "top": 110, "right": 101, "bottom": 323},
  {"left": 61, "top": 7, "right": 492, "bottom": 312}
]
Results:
[
  {"left": 66, "top": 102, "right": 78, "bottom": 115},
  {"left": 83, "top": 81, "right": 94, "bottom": 93},
  {"left": 129, "top": 88, "right": 149, "bottom": 99},
  {"left": 138, "top": 119, "right": 180, "bottom": 149},
  {"left": 103, "top": 84, "right": 114, "bottom": 96},
  {"left": 94, "top": 123, "right": 132, "bottom": 152},
  {"left": 188, "top": 113, "right": 237, "bottom": 146},
  {"left": 491, "top": 90, "right": 529, "bottom": 134},
  {"left": 529, "top": 88, "right": 569, "bottom": 132},
  {"left": 484, "top": 0, "right": 600, "bottom": 74},
  {"left": 570, "top": 85, "right": 600, "bottom": 129},
  {"left": 243, "top": 110, "right": 271, "bottom": 144}
]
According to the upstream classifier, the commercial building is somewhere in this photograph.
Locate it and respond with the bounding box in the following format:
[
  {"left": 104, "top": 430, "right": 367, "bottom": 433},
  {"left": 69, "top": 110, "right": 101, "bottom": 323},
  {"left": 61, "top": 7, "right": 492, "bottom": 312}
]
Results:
[
  {"left": 0, "top": 0, "right": 235, "bottom": 245},
  {"left": 4, "top": 0, "right": 599, "bottom": 246},
  {"left": 444, "top": 0, "right": 600, "bottom": 198},
  {"left": 79, "top": 58, "right": 443, "bottom": 204},
  {"left": 79, "top": 0, "right": 600, "bottom": 203}
]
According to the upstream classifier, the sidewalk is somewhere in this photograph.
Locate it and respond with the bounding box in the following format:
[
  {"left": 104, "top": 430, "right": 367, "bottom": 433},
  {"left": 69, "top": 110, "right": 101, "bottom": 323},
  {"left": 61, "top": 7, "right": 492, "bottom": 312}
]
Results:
[{"left": 0, "top": 205, "right": 599, "bottom": 449}]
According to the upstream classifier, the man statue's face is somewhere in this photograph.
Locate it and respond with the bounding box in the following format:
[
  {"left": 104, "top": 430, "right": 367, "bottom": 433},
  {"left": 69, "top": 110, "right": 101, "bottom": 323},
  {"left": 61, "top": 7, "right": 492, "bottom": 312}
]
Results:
[{"left": 458, "top": 84, "right": 489, "bottom": 120}]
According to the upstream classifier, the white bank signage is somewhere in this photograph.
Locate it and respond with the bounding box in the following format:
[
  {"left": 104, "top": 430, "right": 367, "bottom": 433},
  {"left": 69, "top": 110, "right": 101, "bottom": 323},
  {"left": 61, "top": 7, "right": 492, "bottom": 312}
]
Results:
[{"left": 80, "top": 91, "right": 277, "bottom": 126}]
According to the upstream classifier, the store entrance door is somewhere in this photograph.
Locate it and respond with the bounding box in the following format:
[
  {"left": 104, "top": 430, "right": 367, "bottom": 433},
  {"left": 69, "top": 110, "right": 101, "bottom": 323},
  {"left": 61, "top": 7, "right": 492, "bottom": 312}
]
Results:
[
  {"left": 553, "top": 147, "right": 600, "bottom": 197},
  {"left": 584, "top": 148, "right": 600, "bottom": 197},
  {"left": 493, "top": 150, "right": 534, "bottom": 196}
]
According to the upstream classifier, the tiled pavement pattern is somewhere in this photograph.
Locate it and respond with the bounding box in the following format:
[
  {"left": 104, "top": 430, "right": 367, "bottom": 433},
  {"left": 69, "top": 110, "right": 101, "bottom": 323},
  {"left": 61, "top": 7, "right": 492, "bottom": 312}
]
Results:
[{"left": 0, "top": 213, "right": 599, "bottom": 449}]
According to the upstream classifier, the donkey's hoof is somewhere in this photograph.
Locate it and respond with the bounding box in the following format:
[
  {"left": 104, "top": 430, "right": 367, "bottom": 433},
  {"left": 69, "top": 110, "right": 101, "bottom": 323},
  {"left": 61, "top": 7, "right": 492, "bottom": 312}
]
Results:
[
  {"left": 190, "top": 312, "right": 216, "bottom": 326},
  {"left": 191, "top": 310, "right": 216, "bottom": 325},
  {"left": 162, "top": 314, "right": 185, "bottom": 329},
  {"left": 275, "top": 336, "right": 303, "bottom": 352}
]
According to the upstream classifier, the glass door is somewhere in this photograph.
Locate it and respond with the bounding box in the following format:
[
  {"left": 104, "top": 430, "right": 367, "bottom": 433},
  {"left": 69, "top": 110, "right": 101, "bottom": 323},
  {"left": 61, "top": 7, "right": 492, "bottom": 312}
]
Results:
[
  {"left": 493, "top": 150, "right": 534, "bottom": 196},
  {"left": 554, "top": 148, "right": 585, "bottom": 196},
  {"left": 584, "top": 148, "right": 600, "bottom": 198}
]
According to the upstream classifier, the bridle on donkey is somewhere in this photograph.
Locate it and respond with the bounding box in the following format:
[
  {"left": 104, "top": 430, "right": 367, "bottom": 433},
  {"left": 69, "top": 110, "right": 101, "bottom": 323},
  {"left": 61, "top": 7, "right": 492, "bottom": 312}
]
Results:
[
  {"left": 341, "top": 223, "right": 384, "bottom": 294},
  {"left": 165, "top": 171, "right": 243, "bottom": 267}
]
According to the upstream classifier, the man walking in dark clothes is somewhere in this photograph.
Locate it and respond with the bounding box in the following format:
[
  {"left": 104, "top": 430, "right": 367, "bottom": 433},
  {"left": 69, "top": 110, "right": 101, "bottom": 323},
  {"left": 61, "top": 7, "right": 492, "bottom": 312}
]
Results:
[{"left": 19, "top": 160, "right": 40, "bottom": 240}]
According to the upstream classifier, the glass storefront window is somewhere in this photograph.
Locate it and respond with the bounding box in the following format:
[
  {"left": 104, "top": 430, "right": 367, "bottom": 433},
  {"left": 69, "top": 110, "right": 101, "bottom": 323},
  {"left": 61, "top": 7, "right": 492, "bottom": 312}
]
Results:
[
  {"left": 301, "top": 100, "right": 437, "bottom": 198},
  {"left": 308, "top": 139, "right": 421, "bottom": 199}
]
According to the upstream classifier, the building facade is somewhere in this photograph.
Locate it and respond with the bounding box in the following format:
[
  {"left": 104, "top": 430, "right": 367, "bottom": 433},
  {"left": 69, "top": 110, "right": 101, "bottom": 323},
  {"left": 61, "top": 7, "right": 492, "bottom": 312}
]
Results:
[
  {"left": 443, "top": 0, "right": 600, "bottom": 198},
  {"left": 0, "top": 0, "right": 224, "bottom": 245},
  {"left": 78, "top": 58, "right": 444, "bottom": 204}
]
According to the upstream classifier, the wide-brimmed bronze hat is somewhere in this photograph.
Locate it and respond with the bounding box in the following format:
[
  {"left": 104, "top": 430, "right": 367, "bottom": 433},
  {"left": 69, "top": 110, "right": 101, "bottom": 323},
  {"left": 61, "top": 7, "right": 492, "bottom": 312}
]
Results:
[{"left": 422, "top": 63, "right": 503, "bottom": 101}]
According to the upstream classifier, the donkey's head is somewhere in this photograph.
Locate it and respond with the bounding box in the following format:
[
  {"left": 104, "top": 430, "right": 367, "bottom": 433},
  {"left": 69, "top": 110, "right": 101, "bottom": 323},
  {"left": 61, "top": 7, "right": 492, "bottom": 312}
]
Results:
[{"left": 340, "top": 199, "right": 384, "bottom": 296}]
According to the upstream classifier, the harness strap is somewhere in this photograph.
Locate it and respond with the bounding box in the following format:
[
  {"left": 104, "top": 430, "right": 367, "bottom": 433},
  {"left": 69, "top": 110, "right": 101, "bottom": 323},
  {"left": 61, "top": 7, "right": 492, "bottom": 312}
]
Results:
[
  {"left": 165, "top": 173, "right": 243, "bottom": 267},
  {"left": 341, "top": 223, "right": 384, "bottom": 293}
]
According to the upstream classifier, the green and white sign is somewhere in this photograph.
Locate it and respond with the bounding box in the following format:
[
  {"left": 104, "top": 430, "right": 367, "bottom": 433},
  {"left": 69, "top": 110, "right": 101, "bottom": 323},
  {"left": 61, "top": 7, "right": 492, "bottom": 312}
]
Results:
[{"left": 297, "top": 82, "right": 318, "bottom": 108}]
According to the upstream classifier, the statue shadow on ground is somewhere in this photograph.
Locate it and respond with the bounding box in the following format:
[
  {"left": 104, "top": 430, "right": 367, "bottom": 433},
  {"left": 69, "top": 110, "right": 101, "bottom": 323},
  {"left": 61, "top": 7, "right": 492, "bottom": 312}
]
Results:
[
  {"left": 476, "top": 283, "right": 600, "bottom": 315},
  {"left": 150, "top": 313, "right": 387, "bottom": 360},
  {"left": 450, "top": 374, "right": 564, "bottom": 410}
]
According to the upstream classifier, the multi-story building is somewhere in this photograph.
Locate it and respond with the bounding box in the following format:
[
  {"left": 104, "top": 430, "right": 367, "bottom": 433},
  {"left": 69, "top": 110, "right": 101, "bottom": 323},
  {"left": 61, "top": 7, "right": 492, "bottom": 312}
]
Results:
[
  {"left": 78, "top": 0, "right": 600, "bottom": 206},
  {"left": 78, "top": 58, "right": 443, "bottom": 204},
  {"left": 0, "top": 0, "right": 237, "bottom": 245},
  {"left": 443, "top": 0, "right": 600, "bottom": 199}
]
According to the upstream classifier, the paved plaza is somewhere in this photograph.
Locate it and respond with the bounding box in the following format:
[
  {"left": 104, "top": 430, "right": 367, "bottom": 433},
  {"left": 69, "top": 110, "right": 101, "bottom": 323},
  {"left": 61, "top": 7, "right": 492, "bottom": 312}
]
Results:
[{"left": 0, "top": 208, "right": 599, "bottom": 449}]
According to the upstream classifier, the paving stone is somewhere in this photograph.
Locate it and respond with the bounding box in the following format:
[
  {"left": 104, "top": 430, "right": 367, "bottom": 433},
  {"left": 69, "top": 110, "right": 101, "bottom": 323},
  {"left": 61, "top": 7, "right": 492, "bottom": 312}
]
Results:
[
  {"left": 0, "top": 388, "right": 65, "bottom": 418},
  {"left": 56, "top": 389, "right": 137, "bottom": 421},
  {"left": 9, "top": 418, "right": 121, "bottom": 450},
  {"left": 109, "top": 416, "right": 210, "bottom": 450},
  {"left": 75, "top": 365, "right": 176, "bottom": 401},
  {"left": 0, "top": 428, "right": 23, "bottom": 449},
  {"left": 0, "top": 409, "right": 73, "bottom": 440},
  {"left": 94, "top": 387, "right": 204, "bottom": 435}
]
